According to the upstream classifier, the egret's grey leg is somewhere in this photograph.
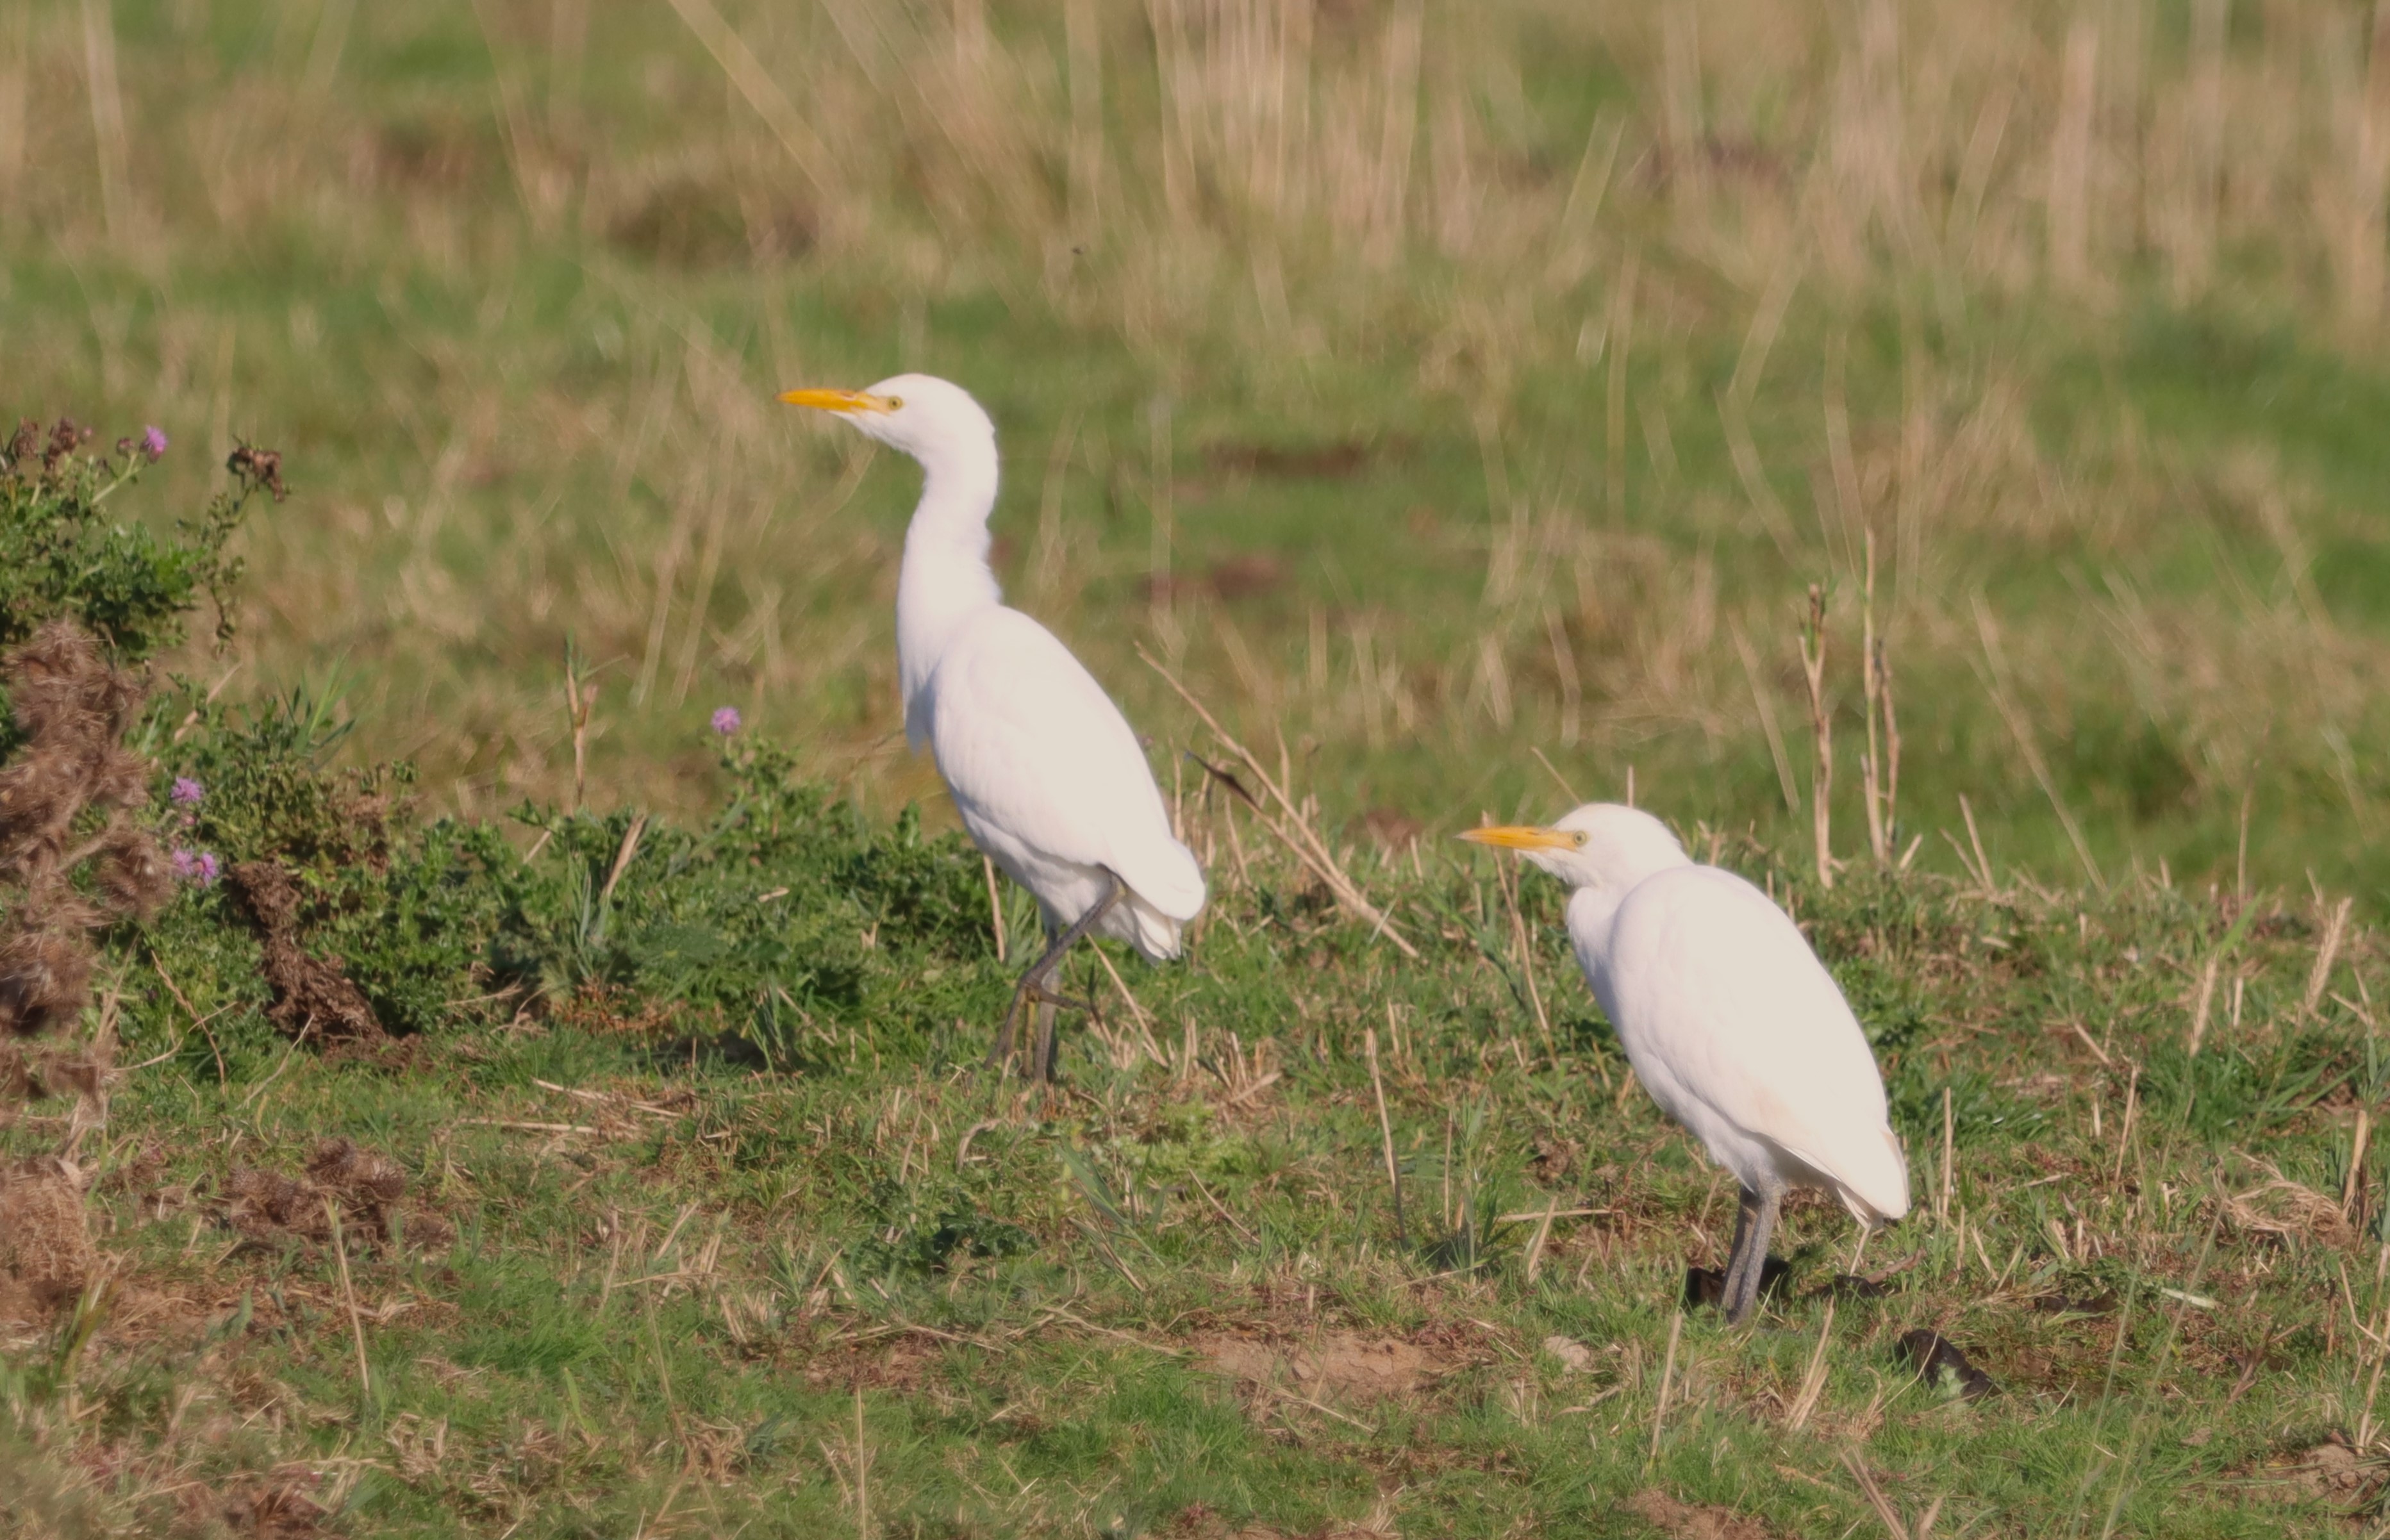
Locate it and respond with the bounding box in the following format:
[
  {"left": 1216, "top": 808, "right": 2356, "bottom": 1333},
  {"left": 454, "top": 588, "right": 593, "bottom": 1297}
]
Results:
[
  {"left": 1724, "top": 1186, "right": 1782, "bottom": 1325},
  {"left": 988, "top": 923, "right": 1055, "bottom": 1068},
  {"left": 1716, "top": 1187, "right": 1760, "bottom": 1315},
  {"left": 1029, "top": 995, "right": 1061, "bottom": 1083},
  {"left": 990, "top": 873, "right": 1125, "bottom": 1080}
]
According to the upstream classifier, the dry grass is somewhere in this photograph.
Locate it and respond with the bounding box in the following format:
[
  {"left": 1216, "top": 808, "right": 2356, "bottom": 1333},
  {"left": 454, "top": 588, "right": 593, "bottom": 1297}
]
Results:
[{"left": 0, "top": 3, "right": 2377, "bottom": 912}]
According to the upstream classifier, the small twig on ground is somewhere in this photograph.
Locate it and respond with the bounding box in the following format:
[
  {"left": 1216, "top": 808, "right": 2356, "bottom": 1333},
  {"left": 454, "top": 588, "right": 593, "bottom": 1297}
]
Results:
[
  {"left": 1786, "top": 1296, "right": 1835, "bottom": 1432},
  {"left": 325, "top": 1195, "right": 372, "bottom": 1398},
  {"left": 1190, "top": 1173, "right": 1259, "bottom": 1244},
  {"left": 1938, "top": 1084, "right": 1955, "bottom": 1225},
  {"left": 599, "top": 813, "right": 649, "bottom": 907},
  {"left": 1142, "top": 645, "right": 1416, "bottom": 956},
  {"left": 2111, "top": 1063, "right": 2141, "bottom": 1187},
  {"left": 1841, "top": 1452, "right": 1911, "bottom": 1540},
  {"left": 854, "top": 1384, "right": 870, "bottom": 1540},
  {"left": 150, "top": 952, "right": 227, "bottom": 1086},
  {"left": 2306, "top": 897, "right": 2353, "bottom": 1018},
  {"left": 1366, "top": 1028, "right": 1407, "bottom": 1245},
  {"left": 1648, "top": 1309, "right": 1684, "bottom": 1466},
  {"left": 2187, "top": 957, "right": 2220, "bottom": 1056},
  {"left": 1522, "top": 1196, "right": 1559, "bottom": 1284},
  {"left": 2347, "top": 1108, "right": 2373, "bottom": 1220},
  {"left": 1088, "top": 945, "right": 1170, "bottom": 1068},
  {"left": 1961, "top": 793, "right": 1996, "bottom": 895},
  {"left": 981, "top": 855, "right": 1007, "bottom": 965}
]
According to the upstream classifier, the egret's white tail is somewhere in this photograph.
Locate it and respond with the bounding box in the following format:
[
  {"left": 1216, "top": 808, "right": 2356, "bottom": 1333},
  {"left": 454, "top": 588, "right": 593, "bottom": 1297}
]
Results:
[
  {"left": 1120, "top": 892, "right": 1188, "bottom": 961},
  {"left": 1832, "top": 1126, "right": 1913, "bottom": 1225}
]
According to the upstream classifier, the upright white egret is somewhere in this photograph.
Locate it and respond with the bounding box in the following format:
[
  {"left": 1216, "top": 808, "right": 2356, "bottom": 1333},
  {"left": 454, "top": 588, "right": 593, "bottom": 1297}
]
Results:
[
  {"left": 1463, "top": 804, "right": 1909, "bottom": 1323},
  {"left": 781, "top": 376, "right": 1206, "bottom": 1079}
]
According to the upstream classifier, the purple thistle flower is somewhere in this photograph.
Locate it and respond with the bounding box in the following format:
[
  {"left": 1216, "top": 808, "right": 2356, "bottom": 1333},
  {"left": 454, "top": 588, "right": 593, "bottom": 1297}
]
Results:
[
  {"left": 170, "top": 776, "right": 204, "bottom": 806},
  {"left": 141, "top": 425, "right": 168, "bottom": 461},
  {"left": 171, "top": 849, "right": 220, "bottom": 886},
  {"left": 711, "top": 706, "right": 743, "bottom": 736}
]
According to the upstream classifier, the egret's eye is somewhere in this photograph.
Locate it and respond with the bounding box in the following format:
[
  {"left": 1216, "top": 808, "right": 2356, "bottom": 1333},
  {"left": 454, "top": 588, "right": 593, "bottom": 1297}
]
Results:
[
  {"left": 1573, "top": 831, "right": 1589, "bottom": 847},
  {"left": 885, "top": 395, "right": 904, "bottom": 410}
]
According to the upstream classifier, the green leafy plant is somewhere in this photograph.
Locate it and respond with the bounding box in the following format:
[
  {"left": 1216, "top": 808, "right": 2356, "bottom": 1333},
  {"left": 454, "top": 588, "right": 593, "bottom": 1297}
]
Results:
[{"left": 0, "top": 419, "right": 275, "bottom": 668}]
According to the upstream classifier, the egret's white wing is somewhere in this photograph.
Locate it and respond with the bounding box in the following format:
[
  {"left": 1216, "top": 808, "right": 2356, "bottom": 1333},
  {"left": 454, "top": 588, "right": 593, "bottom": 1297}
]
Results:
[
  {"left": 1597, "top": 867, "right": 1909, "bottom": 1220},
  {"left": 925, "top": 607, "right": 1206, "bottom": 920}
]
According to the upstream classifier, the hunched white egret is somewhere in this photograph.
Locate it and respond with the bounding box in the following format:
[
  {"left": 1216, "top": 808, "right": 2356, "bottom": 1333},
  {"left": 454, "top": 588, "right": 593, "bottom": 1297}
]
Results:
[
  {"left": 1463, "top": 804, "right": 1909, "bottom": 1323},
  {"left": 781, "top": 375, "right": 1206, "bottom": 1080}
]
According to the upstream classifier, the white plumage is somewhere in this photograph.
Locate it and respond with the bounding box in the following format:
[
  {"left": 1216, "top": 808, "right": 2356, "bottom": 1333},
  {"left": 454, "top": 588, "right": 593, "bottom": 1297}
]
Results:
[
  {"left": 782, "top": 374, "right": 1204, "bottom": 1077},
  {"left": 1465, "top": 803, "right": 1909, "bottom": 1321}
]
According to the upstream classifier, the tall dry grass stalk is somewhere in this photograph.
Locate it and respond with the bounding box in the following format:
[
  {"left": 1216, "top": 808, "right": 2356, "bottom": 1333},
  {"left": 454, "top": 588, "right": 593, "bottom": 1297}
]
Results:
[
  {"left": 1859, "top": 534, "right": 1902, "bottom": 866},
  {"left": 75, "top": 0, "right": 128, "bottom": 244},
  {"left": 1797, "top": 584, "right": 1833, "bottom": 889},
  {"left": 0, "top": 7, "right": 25, "bottom": 199},
  {"left": 10, "top": 0, "right": 2390, "bottom": 861},
  {"left": 2339, "top": 2, "right": 2390, "bottom": 326}
]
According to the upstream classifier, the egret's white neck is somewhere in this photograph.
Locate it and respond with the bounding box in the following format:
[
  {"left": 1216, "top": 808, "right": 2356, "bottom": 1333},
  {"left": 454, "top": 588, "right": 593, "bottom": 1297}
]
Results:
[
  {"left": 1561, "top": 846, "right": 1695, "bottom": 966},
  {"left": 1567, "top": 884, "right": 1634, "bottom": 961},
  {"left": 895, "top": 434, "right": 1002, "bottom": 736}
]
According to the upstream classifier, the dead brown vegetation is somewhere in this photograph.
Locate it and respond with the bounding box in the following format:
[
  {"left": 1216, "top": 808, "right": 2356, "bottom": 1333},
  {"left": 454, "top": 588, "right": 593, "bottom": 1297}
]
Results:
[
  {"left": 226, "top": 862, "right": 385, "bottom": 1044},
  {"left": 0, "top": 1157, "right": 96, "bottom": 1327},
  {"left": 0, "top": 622, "right": 171, "bottom": 1330},
  {"left": 1627, "top": 1489, "right": 1790, "bottom": 1540},
  {"left": 221, "top": 1138, "right": 450, "bottom": 1254},
  {"left": 0, "top": 620, "right": 166, "bottom": 1045}
]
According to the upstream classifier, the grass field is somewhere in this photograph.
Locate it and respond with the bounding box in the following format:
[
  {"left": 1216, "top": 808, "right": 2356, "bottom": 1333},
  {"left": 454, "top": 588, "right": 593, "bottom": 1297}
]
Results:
[{"left": 6, "top": 0, "right": 2390, "bottom": 1534}]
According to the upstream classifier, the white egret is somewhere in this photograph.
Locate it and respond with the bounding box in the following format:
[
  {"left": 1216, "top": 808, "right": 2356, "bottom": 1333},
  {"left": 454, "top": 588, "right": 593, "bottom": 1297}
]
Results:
[
  {"left": 1463, "top": 804, "right": 1909, "bottom": 1323},
  {"left": 781, "top": 376, "right": 1206, "bottom": 1079}
]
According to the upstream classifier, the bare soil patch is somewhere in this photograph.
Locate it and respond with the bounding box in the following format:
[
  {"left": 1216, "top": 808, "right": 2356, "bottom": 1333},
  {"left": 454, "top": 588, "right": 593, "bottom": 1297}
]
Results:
[
  {"left": 1627, "top": 1489, "right": 1789, "bottom": 1540},
  {"left": 1196, "top": 1330, "right": 1453, "bottom": 1401},
  {"left": 1162, "top": 1500, "right": 1398, "bottom": 1539}
]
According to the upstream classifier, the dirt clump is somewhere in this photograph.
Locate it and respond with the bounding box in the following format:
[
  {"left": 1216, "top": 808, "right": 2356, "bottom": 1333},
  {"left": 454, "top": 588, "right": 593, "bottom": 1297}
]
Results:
[
  {"left": 0, "top": 1156, "right": 95, "bottom": 1325},
  {"left": 1197, "top": 1330, "right": 1451, "bottom": 1400},
  {"left": 1684, "top": 1256, "right": 1791, "bottom": 1311},
  {"left": 197, "top": 1471, "right": 329, "bottom": 1537},
  {"left": 2239, "top": 1432, "right": 2377, "bottom": 1501},
  {"left": 2223, "top": 1165, "right": 2353, "bottom": 1247},
  {"left": 227, "top": 861, "right": 386, "bottom": 1043},
  {"left": 1627, "top": 1489, "right": 1789, "bottom": 1540},
  {"left": 801, "top": 1336, "right": 944, "bottom": 1393},
  {"left": 0, "top": 620, "right": 169, "bottom": 1043},
  {"left": 222, "top": 1138, "right": 449, "bottom": 1252},
  {"left": 1896, "top": 1329, "right": 1997, "bottom": 1401}
]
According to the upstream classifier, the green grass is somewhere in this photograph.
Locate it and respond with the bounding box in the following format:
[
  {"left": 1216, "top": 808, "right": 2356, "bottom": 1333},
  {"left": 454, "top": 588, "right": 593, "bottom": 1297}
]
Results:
[
  {"left": 8, "top": 1, "right": 2390, "bottom": 1534},
  {"left": 6, "top": 751, "right": 2384, "bottom": 1536}
]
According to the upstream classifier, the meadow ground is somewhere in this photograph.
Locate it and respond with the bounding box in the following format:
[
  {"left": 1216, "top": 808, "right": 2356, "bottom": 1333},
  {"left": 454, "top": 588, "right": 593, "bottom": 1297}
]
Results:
[{"left": 4, "top": 0, "right": 2390, "bottom": 1534}]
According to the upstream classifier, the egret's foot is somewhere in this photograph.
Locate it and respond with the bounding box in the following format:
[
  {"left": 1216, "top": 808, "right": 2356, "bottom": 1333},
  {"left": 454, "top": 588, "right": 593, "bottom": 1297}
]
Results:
[
  {"left": 984, "top": 873, "right": 1126, "bottom": 1082},
  {"left": 990, "top": 975, "right": 1092, "bottom": 1080}
]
